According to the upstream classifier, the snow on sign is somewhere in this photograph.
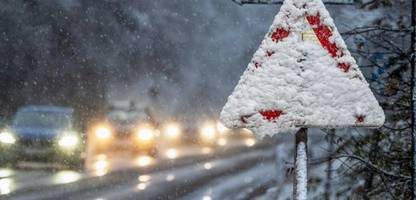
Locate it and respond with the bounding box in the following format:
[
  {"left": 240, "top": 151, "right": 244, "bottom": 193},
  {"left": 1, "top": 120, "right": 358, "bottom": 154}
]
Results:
[{"left": 220, "top": 0, "right": 385, "bottom": 135}]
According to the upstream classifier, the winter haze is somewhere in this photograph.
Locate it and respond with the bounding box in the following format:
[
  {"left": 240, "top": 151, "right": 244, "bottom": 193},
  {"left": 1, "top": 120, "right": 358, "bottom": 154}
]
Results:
[{"left": 0, "top": 0, "right": 404, "bottom": 119}]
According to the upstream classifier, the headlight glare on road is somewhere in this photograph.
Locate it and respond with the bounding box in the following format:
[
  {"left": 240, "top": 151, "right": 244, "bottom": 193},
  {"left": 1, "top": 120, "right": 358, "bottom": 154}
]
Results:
[
  {"left": 58, "top": 134, "right": 79, "bottom": 148},
  {"left": 137, "top": 128, "right": 154, "bottom": 141},
  {"left": 95, "top": 127, "right": 112, "bottom": 139},
  {"left": 0, "top": 131, "right": 16, "bottom": 144},
  {"left": 164, "top": 124, "right": 181, "bottom": 139},
  {"left": 216, "top": 121, "right": 229, "bottom": 134}
]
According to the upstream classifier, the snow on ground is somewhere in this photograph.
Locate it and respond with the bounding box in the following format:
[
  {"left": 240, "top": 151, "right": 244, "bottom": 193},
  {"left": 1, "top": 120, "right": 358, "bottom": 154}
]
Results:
[
  {"left": 260, "top": 154, "right": 344, "bottom": 200},
  {"left": 253, "top": 128, "right": 354, "bottom": 200}
]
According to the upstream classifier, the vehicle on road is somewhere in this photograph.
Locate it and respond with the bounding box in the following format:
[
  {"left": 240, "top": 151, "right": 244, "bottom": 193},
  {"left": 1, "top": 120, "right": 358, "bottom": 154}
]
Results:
[
  {"left": 196, "top": 120, "right": 257, "bottom": 148},
  {"left": 194, "top": 120, "right": 229, "bottom": 147},
  {"left": 160, "top": 121, "right": 182, "bottom": 146},
  {"left": 88, "top": 106, "right": 159, "bottom": 157},
  {"left": 0, "top": 105, "right": 84, "bottom": 168}
]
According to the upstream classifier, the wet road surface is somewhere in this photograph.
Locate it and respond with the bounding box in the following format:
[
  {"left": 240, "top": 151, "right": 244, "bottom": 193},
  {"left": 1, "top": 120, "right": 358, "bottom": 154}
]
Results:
[{"left": 0, "top": 138, "right": 279, "bottom": 200}]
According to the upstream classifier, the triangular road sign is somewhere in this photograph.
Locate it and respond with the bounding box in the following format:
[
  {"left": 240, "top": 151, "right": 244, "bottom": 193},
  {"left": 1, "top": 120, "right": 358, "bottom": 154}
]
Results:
[{"left": 221, "top": 0, "right": 385, "bottom": 135}]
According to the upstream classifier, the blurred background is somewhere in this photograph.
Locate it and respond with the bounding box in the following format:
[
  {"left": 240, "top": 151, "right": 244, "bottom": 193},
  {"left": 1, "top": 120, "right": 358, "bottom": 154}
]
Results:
[{"left": 0, "top": 0, "right": 279, "bottom": 123}]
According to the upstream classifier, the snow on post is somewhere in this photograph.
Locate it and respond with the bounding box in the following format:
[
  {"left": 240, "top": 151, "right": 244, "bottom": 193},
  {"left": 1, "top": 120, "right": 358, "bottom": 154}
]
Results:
[
  {"left": 220, "top": 0, "right": 385, "bottom": 199},
  {"left": 295, "top": 141, "right": 307, "bottom": 200}
]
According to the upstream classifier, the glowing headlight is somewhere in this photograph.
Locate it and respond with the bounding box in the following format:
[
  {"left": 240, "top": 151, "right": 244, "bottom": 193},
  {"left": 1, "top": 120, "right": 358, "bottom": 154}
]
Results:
[
  {"left": 137, "top": 129, "right": 154, "bottom": 141},
  {"left": 200, "top": 125, "right": 216, "bottom": 141},
  {"left": 164, "top": 124, "right": 181, "bottom": 139},
  {"left": 217, "top": 138, "right": 227, "bottom": 146},
  {"left": 58, "top": 134, "right": 79, "bottom": 148},
  {"left": 245, "top": 138, "right": 256, "bottom": 147},
  {"left": 95, "top": 127, "right": 112, "bottom": 139},
  {"left": 0, "top": 132, "right": 16, "bottom": 144}
]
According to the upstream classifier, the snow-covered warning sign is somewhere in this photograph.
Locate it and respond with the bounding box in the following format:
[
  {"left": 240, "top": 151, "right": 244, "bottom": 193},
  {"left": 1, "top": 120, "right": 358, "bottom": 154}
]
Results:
[{"left": 221, "top": 0, "right": 385, "bottom": 135}]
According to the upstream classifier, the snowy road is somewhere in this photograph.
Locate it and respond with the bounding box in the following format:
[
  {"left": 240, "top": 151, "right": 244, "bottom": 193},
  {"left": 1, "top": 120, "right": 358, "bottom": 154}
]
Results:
[
  {"left": 0, "top": 138, "right": 280, "bottom": 200},
  {"left": 0, "top": 130, "right": 329, "bottom": 200}
]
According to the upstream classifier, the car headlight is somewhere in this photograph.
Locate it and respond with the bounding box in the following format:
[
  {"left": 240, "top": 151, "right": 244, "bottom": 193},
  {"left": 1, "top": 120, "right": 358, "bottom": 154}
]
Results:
[
  {"left": 58, "top": 134, "right": 79, "bottom": 148},
  {"left": 95, "top": 127, "right": 112, "bottom": 139},
  {"left": 0, "top": 131, "right": 16, "bottom": 144},
  {"left": 245, "top": 138, "right": 256, "bottom": 147},
  {"left": 200, "top": 125, "right": 216, "bottom": 141},
  {"left": 164, "top": 124, "right": 181, "bottom": 139},
  {"left": 137, "top": 128, "right": 155, "bottom": 141},
  {"left": 217, "top": 138, "right": 227, "bottom": 146}
]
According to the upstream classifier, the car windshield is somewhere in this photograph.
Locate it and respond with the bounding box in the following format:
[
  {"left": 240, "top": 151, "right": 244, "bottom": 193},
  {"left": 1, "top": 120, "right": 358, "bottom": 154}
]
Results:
[
  {"left": 13, "top": 111, "right": 71, "bottom": 129},
  {"left": 107, "top": 110, "right": 148, "bottom": 124}
]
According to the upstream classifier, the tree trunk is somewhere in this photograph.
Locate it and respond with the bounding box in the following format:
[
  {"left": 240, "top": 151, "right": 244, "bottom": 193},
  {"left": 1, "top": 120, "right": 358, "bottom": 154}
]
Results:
[
  {"left": 363, "top": 131, "right": 381, "bottom": 200},
  {"left": 324, "top": 129, "right": 335, "bottom": 200}
]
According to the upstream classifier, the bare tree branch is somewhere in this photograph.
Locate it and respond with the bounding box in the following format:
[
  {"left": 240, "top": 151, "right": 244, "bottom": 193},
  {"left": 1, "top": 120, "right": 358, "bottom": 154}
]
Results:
[
  {"left": 341, "top": 26, "right": 412, "bottom": 36},
  {"left": 310, "top": 154, "right": 411, "bottom": 180}
]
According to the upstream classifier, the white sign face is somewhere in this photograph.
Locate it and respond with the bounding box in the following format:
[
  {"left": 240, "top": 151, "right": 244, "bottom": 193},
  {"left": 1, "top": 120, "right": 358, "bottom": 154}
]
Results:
[{"left": 221, "top": 0, "right": 385, "bottom": 136}]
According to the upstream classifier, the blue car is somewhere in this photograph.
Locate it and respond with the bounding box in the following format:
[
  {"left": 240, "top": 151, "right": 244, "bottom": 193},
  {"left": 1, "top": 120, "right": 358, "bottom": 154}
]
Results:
[{"left": 0, "top": 105, "right": 84, "bottom": 168}]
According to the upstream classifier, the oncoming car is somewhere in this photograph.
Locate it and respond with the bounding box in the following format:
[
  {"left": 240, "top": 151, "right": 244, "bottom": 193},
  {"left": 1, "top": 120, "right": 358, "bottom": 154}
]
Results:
[
  {"left": 197, "top": 120, "right": 257, "bottom": 148},
  {"left": 88, "top": 107, "right": 159, "bottom": 157},
  {"left": 0, "top": 105, "right": 84, "bottom": 167},
  {"left": 197, "top": 121, "right": 230, "bottom": 147}
]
